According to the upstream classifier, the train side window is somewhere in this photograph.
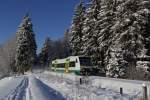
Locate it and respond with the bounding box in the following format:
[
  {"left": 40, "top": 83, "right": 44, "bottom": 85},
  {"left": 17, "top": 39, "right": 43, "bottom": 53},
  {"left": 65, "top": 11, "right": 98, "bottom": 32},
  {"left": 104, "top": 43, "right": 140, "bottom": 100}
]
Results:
[
  {"left": 57, "top": 63, "right": 65, "bottom": 68},
  {"left": 52, "top": 64, "right": 57, "bottom": 67}
]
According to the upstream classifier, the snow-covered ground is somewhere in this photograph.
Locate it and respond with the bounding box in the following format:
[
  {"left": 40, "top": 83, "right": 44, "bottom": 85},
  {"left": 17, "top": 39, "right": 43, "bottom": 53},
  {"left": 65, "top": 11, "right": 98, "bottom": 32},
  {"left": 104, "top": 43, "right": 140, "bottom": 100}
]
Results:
[
  {"left": 0, "top": 71, "right": 149, "bottom": 100},
  {"left": 36, "top": 71, "right": 150, "bottom": 100},
  {"left": 0, "top": 74, "right": 65, "bottom": 100}
]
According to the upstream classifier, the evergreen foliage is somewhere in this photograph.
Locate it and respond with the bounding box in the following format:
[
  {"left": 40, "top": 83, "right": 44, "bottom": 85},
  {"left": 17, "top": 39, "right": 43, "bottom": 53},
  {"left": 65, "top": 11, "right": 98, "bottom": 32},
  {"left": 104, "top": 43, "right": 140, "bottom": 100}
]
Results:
[
  {"left": 69, "top": 0, "right": 86, "bottom": 56},
  {"left": 15, "top": 14, "right": 37, "bottom": 74},
  {"left": 82, "top": 0, "right": 105, "bottom": 74},
  {"left": 2, "top": 0, "right": 149, "bottom": 79},
  {"left": 105, "top": 0, "right": 150, "bottom": 78},
  {"left": 62, "top": 29, "right": 71, "bottom": 58},
  {"left": 39, "top": 37, "right": 52, "bottom": 66},
  {"left": 69, "top": 0, "right": 150, "bottom": 78}
]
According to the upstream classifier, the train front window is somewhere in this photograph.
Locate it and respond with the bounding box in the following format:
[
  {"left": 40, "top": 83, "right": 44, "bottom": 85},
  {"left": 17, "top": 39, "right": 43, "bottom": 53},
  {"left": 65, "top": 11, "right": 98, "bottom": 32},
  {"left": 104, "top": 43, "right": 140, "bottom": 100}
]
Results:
[
  {"left": 69, "top": 61, "right": 75, "bottom": 67},
  {"left": 79, "top": 57, "right": 92, "bottom": 66}
]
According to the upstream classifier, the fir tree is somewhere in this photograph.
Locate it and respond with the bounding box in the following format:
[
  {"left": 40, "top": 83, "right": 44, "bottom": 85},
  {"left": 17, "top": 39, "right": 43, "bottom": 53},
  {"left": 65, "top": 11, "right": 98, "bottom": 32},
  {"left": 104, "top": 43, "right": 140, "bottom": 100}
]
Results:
[
  {"left": 120, "top": 0, "right": 150, "bottom": 79},
  {"left": 106, "top": 44, "right": 128, "bottom": 78},
  {"left": 82, "top": 0, "right": 104, "bottom": 74},
  {"left": 62, "top": 29, "right": 71, "bottom": 57},
  {"left": 96, "top": 0, "right": 118, "bottom": 74},
  {"left": 69, "top": 0, "right": 86, "bottom": 56},
  {"left": 15, "top": 14, "right": 37, "bottom": 74},
  {"left": 106, "top": 0, "right": 150, "bottom": 78},
  {"left": 39, "top": 37, "right": 52, "bottom": 66},
  {"left": 82, "top": 0, "right": 101, "bottom": 56},
  {"left": 101, "top": 0, "right": 127, "bottom": 78},
  {"left": 140, "top": 0, "right": 150, "bottom": 72}
]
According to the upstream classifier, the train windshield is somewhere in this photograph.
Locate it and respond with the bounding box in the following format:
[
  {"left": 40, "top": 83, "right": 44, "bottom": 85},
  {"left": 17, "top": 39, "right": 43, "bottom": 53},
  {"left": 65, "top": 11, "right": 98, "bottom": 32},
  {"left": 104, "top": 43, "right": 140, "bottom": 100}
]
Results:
[{"left": 79, "top": 57, "right": 92, "bottom": 66}]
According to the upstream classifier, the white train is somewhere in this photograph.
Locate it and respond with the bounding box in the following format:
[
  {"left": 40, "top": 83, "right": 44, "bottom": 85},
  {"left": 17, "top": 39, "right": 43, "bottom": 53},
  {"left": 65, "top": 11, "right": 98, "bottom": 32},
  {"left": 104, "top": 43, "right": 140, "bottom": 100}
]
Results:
[{"left": 51, "top": 56, "right": 95, "bottom": 75}]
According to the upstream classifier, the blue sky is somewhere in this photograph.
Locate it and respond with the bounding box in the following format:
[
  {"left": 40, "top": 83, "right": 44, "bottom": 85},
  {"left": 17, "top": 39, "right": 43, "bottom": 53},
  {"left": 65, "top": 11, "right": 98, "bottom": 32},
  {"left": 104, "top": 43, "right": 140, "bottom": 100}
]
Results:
[{"left": 0, "top": 0, "right": 88, "bottom": 52}]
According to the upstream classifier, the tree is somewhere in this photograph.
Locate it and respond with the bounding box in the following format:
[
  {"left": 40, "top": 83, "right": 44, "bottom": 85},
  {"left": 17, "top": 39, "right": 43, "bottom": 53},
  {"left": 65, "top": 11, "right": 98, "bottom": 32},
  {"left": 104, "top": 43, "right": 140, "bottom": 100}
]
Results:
[
  {"left": 82, "top": 0, "right": 100, "bottom": 55},
  {"left": 67, "top": 0, "right": 150, "bottom": 78},
  {"left": 0, "top": 35, "right": 17, "bottom": 78},
  {"left": 62, "top": 29, "right": 71, "bottom": 57},
  {"left": 39, "top": 37, "right": 52, "bottom": 66},
  {"left": 52, "top": 39, "right": 65, "bottom": 59},
  {"left": 15, "top": 14, "right": 37, "bottom": 74},
  {"left": 0, "top": 47, "right": 10, "bottom": 77},
  {"left": 106, "top": 0, "right": 150, "bottom": 78},
  {"left": 121, "top": 0, "right": 150, "bottom": 79},
  {"left": 97, "top": 0, "right": 126, "bottom": 78},
  {"left": 3, "top": 36, "right": 17, "bottom": 73},
  {"left": 106, "top": 46, "right": 128, "bottom": 78},
  {"left": 82, "top": 0, "right": 108, "bottom": 74},
  {"left": 69, "top": 0, "right": 86, "bottom": 56}
]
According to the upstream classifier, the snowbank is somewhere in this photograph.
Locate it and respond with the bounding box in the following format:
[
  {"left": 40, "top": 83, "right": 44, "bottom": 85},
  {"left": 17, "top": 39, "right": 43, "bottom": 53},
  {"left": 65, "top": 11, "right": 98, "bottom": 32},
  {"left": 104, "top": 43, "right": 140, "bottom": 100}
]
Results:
[
  {"left": 91, "top": 76, "right": 150, "bottom": 98},
  {"left": 43, "top": 71, "right": 150, "bottom": 99},
  {"left": 36, "top": 72, "right": 137, "bottom": 100}
]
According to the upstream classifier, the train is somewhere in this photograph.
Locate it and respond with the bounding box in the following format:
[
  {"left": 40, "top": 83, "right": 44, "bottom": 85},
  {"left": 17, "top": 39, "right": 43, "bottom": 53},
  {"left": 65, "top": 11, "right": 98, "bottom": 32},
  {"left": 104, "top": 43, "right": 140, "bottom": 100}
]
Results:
[{"left": 51, "top": 56, "right": 97, "bottom": 75}]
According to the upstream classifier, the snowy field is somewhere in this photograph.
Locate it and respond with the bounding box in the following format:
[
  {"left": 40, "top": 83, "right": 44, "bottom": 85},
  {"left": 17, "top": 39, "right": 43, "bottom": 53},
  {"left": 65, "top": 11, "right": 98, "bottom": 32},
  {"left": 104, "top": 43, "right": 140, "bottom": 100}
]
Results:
[
  {"left": 37, "top": 71, "right": 150, "bottom": 100},
  {"left": 0, "top": 71, "right": 149, "bottom": 100}
]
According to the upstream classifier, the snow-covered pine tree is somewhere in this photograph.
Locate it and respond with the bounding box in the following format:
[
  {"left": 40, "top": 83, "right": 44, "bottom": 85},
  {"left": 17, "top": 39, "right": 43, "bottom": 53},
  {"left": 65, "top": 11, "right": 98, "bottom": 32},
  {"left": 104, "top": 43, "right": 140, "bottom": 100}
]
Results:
[
  {"left": 93, "top": 0, "right": 119, "bottom": 75},
  {"left": 101, "top": 0, "right": 129, "bottom": 78},
  {"left": 39, "top": 37, "right": 52, "bottom": 67},
  {"left": 143, "top": 0, "right": 150, "bottom": 73},
  {"left": 62, "top": 29, "right": 71, "bottom": 57},
  {"left": 121, "top": 0, "right": 150, "bottom": 79},
  {"left": 106, "top": 0, "right": 150, "bottom": 78},
  {"left": 141, "top": 0, "right": 150, "bottom": 74},
  {"left": 106, "top": 43, "right": 128, "bottom": 78},
  {"left": 15, "top": 14, "right": 37, "bottom": 74},
  {"left": 82, "top": 0, "right": 105, "bottom": 74},
  {"left": 69, "top": 0, "right": 86, "bottom": 56},
  {"left": 82, "top": 0, "right": 100, "bottom": 55},
  {"left": 29, "top": 30, "right": 37, "bottom": 66}
]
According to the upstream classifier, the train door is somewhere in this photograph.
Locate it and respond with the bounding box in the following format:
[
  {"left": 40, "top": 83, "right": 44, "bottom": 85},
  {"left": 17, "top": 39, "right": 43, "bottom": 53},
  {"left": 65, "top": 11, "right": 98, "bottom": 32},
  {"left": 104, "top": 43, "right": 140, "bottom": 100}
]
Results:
[{"left": 65, "top": 59, "right": 70, "bottom": 73}]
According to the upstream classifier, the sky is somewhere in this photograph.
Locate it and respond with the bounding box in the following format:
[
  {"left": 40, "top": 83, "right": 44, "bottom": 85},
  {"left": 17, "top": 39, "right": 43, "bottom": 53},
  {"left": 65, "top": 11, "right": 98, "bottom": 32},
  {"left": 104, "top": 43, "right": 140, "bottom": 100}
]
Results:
[{"left": 0, "top": 0, "right": 88, "bottom": 52}]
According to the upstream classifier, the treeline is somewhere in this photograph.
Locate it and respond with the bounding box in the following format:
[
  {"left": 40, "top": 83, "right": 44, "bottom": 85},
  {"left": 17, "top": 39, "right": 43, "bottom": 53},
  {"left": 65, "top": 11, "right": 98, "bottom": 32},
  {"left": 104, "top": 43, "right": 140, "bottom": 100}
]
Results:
[
  {"left": 37, "top": 29, "right": 71, "bottom": 67},
  {"left": 0, "top": 37, "right": 16, "bottom": 77},
  {"left": 68, "top": 0, "right": 150, "bottom": 80}
]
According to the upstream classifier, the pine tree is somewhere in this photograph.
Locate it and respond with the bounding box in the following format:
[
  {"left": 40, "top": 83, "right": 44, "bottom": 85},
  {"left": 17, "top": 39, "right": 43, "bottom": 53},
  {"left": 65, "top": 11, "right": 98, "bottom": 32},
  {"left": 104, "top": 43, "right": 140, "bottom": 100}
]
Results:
[
  {"left": 69, "top": 0, "right": 86, "bottom": 56},
  {"left": 121, "top": 0, "right": 150, "bottom": 79},
  {"left": 82, "top": 0, "right": 100, "bottom": 55},
  {"left": 29, "top": 31, "right": 37, "bottom": 66},
  {"left": 96, "top": 0, "right": 118, "bottom": 74},
  {"left": 99, "top": 0, "right": 127, "bottom": 78},
  {"left": 106, "top": 0, "right": 150, "bottom": 78},
  {"left": 15, "top": 14, "right": 37, "bottom": 74},
  {"left": 140, "top": 0, "right": 150, "bottom": 74},
  {"left": 82, "top": 0, "right": 104, "bottom": 74},
  {"left": 39, "top": 37, "right": 52, "bottom": 66},
  {"left": 106, "top": 44, "right": 128, "bottom": 78},
  {"left": 62, "top": 29, "right": 71, "bottom": 57}
]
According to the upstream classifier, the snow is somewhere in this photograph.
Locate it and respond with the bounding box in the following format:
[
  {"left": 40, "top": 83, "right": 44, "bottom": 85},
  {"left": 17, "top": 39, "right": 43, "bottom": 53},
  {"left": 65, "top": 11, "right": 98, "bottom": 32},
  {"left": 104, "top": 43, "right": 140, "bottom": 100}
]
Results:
[
  {"left": 0, "top": 71, "right": 149, "bottom": 100},
  {"left": 0, "top": 76, "right": 27, "bottom": 100},
  {"left": 26, "top": 75, "right": 65, "bottom": 100},
  {"left": 35, "top": 71, "right": 150, "bottom": 100},
  {"left": 0, "top": 75, "right": 65, "bottom": 100}
]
